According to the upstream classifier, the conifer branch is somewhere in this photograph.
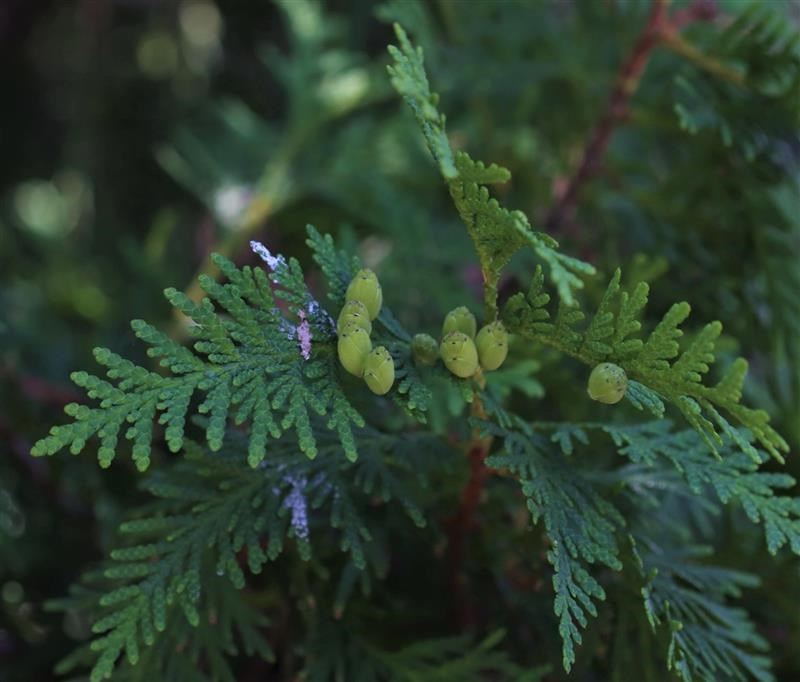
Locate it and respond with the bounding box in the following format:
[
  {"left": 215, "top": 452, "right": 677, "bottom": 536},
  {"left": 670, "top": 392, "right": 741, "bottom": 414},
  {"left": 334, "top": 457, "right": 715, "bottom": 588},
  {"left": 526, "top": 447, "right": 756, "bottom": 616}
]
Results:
[
  {"left": 387, "top": 25, "right": 595, "bottom": 310},
  {"left": 24, "top": 8, "right": 800, "bottom": 681},
  {"left": 503, "top": 266, "right": 789, "bottom": 461},
  {"left": 31, "top": 226, "right": 455, "bottom": 469},
  {"left": 544, "top": 0, "right": 728, "bottom": 232}
]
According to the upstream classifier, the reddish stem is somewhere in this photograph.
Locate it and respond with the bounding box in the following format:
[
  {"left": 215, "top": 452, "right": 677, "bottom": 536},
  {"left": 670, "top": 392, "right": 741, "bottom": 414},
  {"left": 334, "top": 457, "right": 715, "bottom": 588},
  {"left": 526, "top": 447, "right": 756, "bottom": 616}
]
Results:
[
  {"left": 446, "top": 439, "right": 491, "bottom": 629},
  {"left": 446, "top": 385, "right": 492, "bottom": 630},
  {"left": 544, "top": 0, "right": 718, "bottom": 233}
]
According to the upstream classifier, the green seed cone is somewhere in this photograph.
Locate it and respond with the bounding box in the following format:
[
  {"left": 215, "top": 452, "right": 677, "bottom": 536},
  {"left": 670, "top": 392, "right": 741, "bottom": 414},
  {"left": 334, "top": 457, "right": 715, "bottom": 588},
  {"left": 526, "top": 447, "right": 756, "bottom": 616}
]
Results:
[
  {"left": 442, "top": 306, "right": 477, "bottom": 338},
  {"left": 337, "top": 323, "right": 372, "bottom": 377},
  {"left": 411, "top": 333, "right": 438, "bottom": 366},
  {"left": 363, "top": 346, "right": 395, "bottom": 395},
  {"left": 587, "top": 362, "right": 628, "bottom": 404},
  {"left": 440, "top": 331, "right": 479, "bottom": 378},
  {"left": 345, "top": 268, "right": 383, "bottom": 320},
  {"left": 337, "top": 299, "right": 372, "bottom": 335},
  {"left": 476, "top": 321, "right": 508, "bottom": 371}
]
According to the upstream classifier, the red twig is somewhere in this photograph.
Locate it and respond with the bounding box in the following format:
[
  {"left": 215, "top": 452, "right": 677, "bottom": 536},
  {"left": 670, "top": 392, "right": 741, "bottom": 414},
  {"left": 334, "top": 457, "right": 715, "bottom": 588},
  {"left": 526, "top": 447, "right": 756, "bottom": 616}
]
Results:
[
  {"left": 446, "top": 384, "right": 492, "bottom": 630},
  {"left": 446, "top": 440, "right": 491, "bottom": 630},
  {"left": 544, "top": 0, "right": 719, "bottom": 233},
  {"left": 670, "top": 0, "right": 718, "bottom": 30}
]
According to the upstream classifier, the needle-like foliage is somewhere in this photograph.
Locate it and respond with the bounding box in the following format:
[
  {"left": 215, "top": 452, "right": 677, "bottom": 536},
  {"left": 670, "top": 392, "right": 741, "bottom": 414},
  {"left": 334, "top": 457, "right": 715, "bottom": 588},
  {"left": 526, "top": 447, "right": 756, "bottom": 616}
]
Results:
[
  {"left": 482, "top": 413, "right": 799, "bottom": 677},
  {"left": 30, "top": 226, "right": 448, "bottom": 469},
  {"left": 482, "top": 418, "right": 625, "bottom": 672},
  {"left": 387, "top": 25, "right": 595, "bottom": 315},
  {"left": 21, "top": 8, "right": 800, "bottom": 682},
  {"left": 48, "top": 427, "right": 443, "bottom": 681},
  {"left": 638, "top": 543, "right": 773, "bottom": 682},
  {"left": 504, "top": 266, "right": 789, "bottom": 461}
]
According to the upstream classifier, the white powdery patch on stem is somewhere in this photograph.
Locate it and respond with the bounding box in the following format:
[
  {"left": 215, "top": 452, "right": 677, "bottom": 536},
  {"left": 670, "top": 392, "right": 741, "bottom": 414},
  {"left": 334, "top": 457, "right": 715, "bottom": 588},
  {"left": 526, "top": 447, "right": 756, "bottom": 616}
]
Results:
[
  {"left": 307, "top": 298, "right": 336, "bottom": 331},
  {"left": 283, "top": 473, "right": 309, "bottom": 541},
  {"left": 250, "top": 240, "right": 333, "bottom": 348},
  {"left": 297, "top": 309, "right": 313, "bottom": 360},
  {"left": 250, "top": 239, "right": 287, "bottom": 272}
]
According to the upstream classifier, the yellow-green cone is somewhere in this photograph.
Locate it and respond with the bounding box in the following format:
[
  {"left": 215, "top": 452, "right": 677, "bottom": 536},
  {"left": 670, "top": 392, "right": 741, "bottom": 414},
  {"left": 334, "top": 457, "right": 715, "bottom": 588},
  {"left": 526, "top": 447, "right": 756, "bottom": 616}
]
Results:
[
  {"left": 476, "top": 321, "right": 508, "bottom": 371},
  {"left": 363, "top": 346, "right": 395, "bottom": 395},
  {"left": 440, "top": 331, "right": 479, "bottom": 378},
  {"left": 587, "top": 362, "right": 628, "bottom": 404},
  {"left": 337, "top": 323, "right": 372, "bottom": 377},
  {"left": 345, "top": 268, "right": 383, "bottom": 320},
  {"left": 337, "top": 299, "right": 372, "bottom": 335},
  {"left": 411, "top": 333, "right": 438, "bottom": 366}
]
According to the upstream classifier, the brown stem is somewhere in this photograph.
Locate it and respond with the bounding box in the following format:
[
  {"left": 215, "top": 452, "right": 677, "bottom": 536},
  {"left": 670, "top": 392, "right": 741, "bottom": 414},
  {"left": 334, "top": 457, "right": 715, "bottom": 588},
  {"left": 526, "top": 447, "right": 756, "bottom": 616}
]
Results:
[
  {"left": 446, "top": 371, "right": 493, "bottom": 630},
  {"left": 543, "top": 0, "right": 725, "bottom": 233}
]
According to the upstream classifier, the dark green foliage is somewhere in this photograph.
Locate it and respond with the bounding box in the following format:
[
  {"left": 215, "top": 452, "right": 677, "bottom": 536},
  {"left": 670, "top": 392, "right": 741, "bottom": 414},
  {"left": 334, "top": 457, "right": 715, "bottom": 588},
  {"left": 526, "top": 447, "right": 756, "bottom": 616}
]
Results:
[
  {"left": 673, "top": 2, "right": 800, "bottom": 162},
  {"left": 6, "top": 2, "right": 800, "bottom": 681},
  {"left": 50, "top": 577, "right": 273, "bottom": 682},
  {"left": 48, "top": 429, "right": 444, "bottom": 680},
  {"left": 304, "top": 625, "right": 549, "bottom": 682},
  {"left": 549, "top": 420, "right": 800, "bottom": 555},
  {"left": 638, "top": 543, "right": 773, "bottom": 682},
  {"left": 484, "top": 414, "right": 800, "bottom": 678},
  {"left": 483, "top": 419, "right": 624, "bottom": 672}
]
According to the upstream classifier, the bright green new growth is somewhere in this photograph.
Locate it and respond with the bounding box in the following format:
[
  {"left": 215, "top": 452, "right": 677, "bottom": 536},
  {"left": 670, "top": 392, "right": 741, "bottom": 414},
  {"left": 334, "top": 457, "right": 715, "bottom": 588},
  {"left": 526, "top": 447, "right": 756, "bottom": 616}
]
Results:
[
  {"left": 387, "top": 25, "right": 595, "bottom": 317},
  {"left": 587, "top": 362, "right": 627, "bottom": 404},
  {"left": 411, "top": 332, "right": 438, "bottom": 366},
  {"left": 338, "top": 323, "right": 373, "bottom": 377},
  {"left": 503, "top": 266, "right": 788, "bottom": 462},
  {"left": 440, "top": 331, "right": 479, "bottom": 378},
  {"left": 442, "top": 306, "right": 477, "bottom": 338}
]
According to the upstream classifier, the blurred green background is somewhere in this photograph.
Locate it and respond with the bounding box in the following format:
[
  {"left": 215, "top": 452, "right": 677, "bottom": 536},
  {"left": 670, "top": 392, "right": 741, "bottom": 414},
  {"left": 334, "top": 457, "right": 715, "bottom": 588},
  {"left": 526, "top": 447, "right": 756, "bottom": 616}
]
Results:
[{"left": 1, "top": 0, "right": 798, "bottom": 679}]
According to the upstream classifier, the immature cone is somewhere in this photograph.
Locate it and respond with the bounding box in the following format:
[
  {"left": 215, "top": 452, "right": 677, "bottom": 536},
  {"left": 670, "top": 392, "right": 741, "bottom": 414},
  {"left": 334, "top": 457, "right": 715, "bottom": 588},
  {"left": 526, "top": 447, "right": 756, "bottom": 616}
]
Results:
[
  {"left": 442, "top": 306, "right": 477, "bottom": 339},
  {"left": 337, "top": 323, "right": 372, "bottom": 377},
  {"left": 363, "top": 346, "right": 395, "bottom": 395},
  {"left": 337, "top": 299, "right": 372, "bottom": 334},
  {"left": 440, "top": 331, "right": 479, "bottom": 378},
  {"left": 476, "top": 321, "right": 508, "bottom": 371},
  {"left": 587, "top": 362, "right": 628, "bottom": 404},
  {"left": 345, "top": 268, "right": 383, "bottom": 320},
  {"left": 411, "top": 333, "right": 438, "bottom": 366}
]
